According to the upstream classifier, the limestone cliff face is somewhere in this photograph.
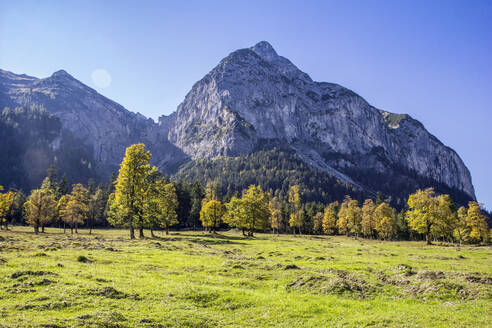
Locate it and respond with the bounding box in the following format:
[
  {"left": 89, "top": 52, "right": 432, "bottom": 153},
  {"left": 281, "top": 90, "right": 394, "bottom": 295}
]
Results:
[
  {"left": 0, "top": 41, "right": 475, "bottom": 199},
  {"left": 0, "top": 69, "right": 185, "bottom": 176},
  {"left": 168, "top": 41, "right": 475, "bottom": 198}
]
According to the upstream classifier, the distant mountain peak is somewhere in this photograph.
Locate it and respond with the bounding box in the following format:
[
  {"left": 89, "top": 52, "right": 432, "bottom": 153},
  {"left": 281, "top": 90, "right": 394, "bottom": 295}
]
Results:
[
  {"left": 51, "top": 69, "right": 74, "bottom": 79},
  {"left": 250, "top": 41, "right": 278, "bottom": 61}
]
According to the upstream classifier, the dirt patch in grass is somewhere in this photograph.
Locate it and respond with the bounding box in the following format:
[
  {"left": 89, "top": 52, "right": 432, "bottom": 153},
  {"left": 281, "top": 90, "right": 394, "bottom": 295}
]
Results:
[
  {"left": 377, "top": 267, "right": 492, "bottom": 300},
  {"left": 87, "top": 286, "right": 140, "bottom": 300},
  {"left": 12, "top": 278, "right": 55, "bottom": 287},
  {"left": 181, "top": 290, "right": 251, "bottom": 310},
  {"left": 464, "top": 274, "right": 492, "bottom": 284},
  {"left": 15, "top": 300, "right": 77, "bottom": 311},
  {"left": 286, "top": 270, "right": 375, "bottom": 297},
  {"left": 405, "top": 280, "right": 472, "bottom": 299},
  {"left": 394, "top": 264, "right": 416, "bottom": 276},
  {"left": 417, "top": 270, "right": 445, "bottom": 280},
  {"left": 10, "top": 270, "right": 57, "bottom": 279}
]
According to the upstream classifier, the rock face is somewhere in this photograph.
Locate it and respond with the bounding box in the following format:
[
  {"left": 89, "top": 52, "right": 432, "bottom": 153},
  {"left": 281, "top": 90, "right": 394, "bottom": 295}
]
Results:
[
  {"left": 168, "top": 41, "right": 475, "bottom": 199},
  {"left": 0, "top": 41, "right": 475, "bottom": 201},
  {"left": 0, "top": 68, "right": 185, "bottom": 180}
]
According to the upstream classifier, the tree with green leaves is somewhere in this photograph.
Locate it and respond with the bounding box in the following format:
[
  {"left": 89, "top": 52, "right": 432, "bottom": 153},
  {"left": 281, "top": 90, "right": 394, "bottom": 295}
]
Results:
[
  {"left": 24, "top": 188, "right": 57, "bottom": 234},
  {"left": 58, "top": 174, "right": 70, "bottom": 195},
  {"left": 189, "top": 181, "right": 205, "bottom": 229},
  {"left": 87, "top": 188, "right": 106, "bottom": 234},
  {"left": 205, "top": 180, "right": 221, "bottom": 202},
  {"left": 108, "top": 143, "right": 151, "bottom": 239},
  {"left": 322, "top": 201, "right": 338, "bottom": 235},
  {"left": 200, "top": 199, "right": 225, "bottom": 233},
  {"left": 147, "top": 181, "right": 179, "bottom": 235}
]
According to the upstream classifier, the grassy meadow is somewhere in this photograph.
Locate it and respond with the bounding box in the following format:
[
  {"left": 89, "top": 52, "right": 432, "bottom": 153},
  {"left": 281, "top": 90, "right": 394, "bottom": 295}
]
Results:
[{"left": 0, "top": 227, "right": 491, "bottom": 327}]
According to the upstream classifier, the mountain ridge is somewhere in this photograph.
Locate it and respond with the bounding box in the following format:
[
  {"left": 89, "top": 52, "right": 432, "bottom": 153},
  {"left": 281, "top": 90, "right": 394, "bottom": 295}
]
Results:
[{"left": 0, "top": 41, "right": 476, "bottom": 204}]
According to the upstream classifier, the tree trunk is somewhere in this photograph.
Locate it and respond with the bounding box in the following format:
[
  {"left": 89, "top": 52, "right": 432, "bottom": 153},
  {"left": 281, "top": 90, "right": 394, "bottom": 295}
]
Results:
[
  {"left": 139, "top": 227, "right": 144, "bottom": 238},
  {"left": 34, "top": 225, "right": 39, "bottom": 234},
  {"left": 63, "top": 223, "right": 66, "bottom": 234},
  {"left": 89, "top": 223, "right": 92, "bottom": 235},
  {"left": 426, "top": 233, "right": 432, "bottom": 245},
  {"left": 75, "top": 223, "right": 78, "bottom": 234},
  {"left": 71, "top": 226, "right": 73, "bottom": 234},
  {"left": 426, "top": 222, "right": 432, "bottom": 245},
  {"left": 150, "top": 229, "right": 155, "bottom": 238},
  {"left": 41, "top": 225, "right": 45, "bottom": 233},
  {"left": 129, "top": 217, "right": 135, "bottom": 239},
  {"left": 242, "top": 228, "right": 246, "bottom": 236},
  {"left": 166, "top": 227, "right": 169, "bottom": 235}
]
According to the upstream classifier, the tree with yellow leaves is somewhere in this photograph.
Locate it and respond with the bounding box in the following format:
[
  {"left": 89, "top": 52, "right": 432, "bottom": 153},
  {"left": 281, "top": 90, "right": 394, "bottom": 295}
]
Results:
[
  {"left": 108, "top": 143, "right": 151, "bottom": 239},
  {"left": 241, "top": 185, "right": 271, "bottom": 236},
  {"left": 406, "top": 188, "right": 439, "bottom": 245},
  {"left": 155, "top": 182, "right": 179, "bottom": 235},
  {"left": 288, "top": 185, "right": 303, "bottom": 234},
  {"left": 200, "top": 199, "right": 226, "bottom": 233},
  {"left": 24, "top": 188, "right": 57, "bottom": 234},
  {"left": 269, "top": 196, "right": 283, "bottom": 235},
  {"left": 361, "top": 199, "right": 377, "bottom": 238},
  {"left": 322, "top": 201, "right": 338, "bottom": 235},
  {"left": 224, "top": 196, "right": 247, "bottom": 235},
  {"left": 224, "top": 185, "right": 270, "bottom": 237},
  {"left": 337, "top": 196, "right": 361, "bottom": 237},
  {"left": 374, "top": 202, "right": 397, "bottom": 240},
  {"left": 59, "top": 184, "right": 89, "bottom": 234},
  {"left": 465, "top": 202, "right": 489, "bottom": 244},
  {"left": 434, "top": 194, "right": 457, "bottom": 242},
  {"left": 313, "top": 212, "right": 324, "bottom": 235},
  {"left": 0, "top": 188, "right": 16, "bottom": 230},
  {"left": 454, "top": 206, "right": 468, "bottom": 244}
]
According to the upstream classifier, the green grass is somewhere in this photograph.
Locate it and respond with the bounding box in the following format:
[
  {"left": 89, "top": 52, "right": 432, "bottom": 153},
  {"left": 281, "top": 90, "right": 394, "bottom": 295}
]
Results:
[{"left": 0, "top": 227, "right": 491, "bottom": 327}]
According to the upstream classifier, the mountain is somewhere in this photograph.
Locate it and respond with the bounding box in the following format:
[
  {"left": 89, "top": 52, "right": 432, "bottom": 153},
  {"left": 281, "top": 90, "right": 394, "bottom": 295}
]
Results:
[
  {"left": 0, "top": 68, "right": 185, "bottom": 190},
  {"left": 0, "top": 41, "right": 475, "bottom": 205},
  {"left": 167, "top": 41, "right": 475, "bottom": 203}
]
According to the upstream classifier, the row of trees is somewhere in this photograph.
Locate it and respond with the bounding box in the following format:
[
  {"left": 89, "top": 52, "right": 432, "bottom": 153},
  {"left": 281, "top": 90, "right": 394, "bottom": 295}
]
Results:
[
  {"left": 0, "top": 144, "right": 490, "bottom": 244},
  {"left": 197, "top": 182, "right": 489, "bottom": 244}
]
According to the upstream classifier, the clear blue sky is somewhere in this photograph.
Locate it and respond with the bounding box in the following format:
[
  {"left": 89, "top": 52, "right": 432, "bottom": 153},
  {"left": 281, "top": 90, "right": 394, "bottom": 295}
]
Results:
[{"left": 1, "top": 0, "right": 491, "bottom": 208}]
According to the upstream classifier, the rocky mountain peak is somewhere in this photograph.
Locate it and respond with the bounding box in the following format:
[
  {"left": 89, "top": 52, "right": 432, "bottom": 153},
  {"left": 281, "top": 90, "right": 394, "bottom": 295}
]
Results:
[
  {"left": 51, "top": 69, "right": 72, "bottom": 78},
  {"left": 168, "top": 42, "right": 475, "bottom": 200},
  {"left": 250, "top": 41, "right": 278, "bottom": 61}
]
